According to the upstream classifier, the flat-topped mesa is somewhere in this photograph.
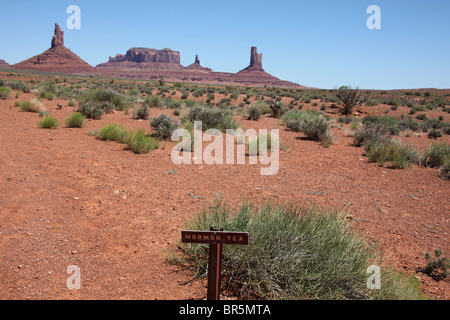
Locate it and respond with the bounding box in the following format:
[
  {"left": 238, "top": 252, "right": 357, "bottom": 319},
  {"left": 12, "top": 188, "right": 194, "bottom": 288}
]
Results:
[
  {"left": 51, "top": 23, "right": 64, "bottom": 48},
  {"left": 240, "top": 47, "right": 264, "bottom": 72},
  {"left": 108, "top": 47, "right": 181, "bottom": 64}
]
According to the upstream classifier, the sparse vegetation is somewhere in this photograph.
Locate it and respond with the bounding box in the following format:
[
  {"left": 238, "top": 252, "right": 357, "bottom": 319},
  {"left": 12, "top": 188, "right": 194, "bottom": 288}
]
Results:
[
  {"left": 149, "top": 114, "right": 179, "bottom": 140},
  {"left": 173, "top": 200, "right": 425, "bottom": 300},
  {"left": 38, "top": 116, "right": 59, "bottom": 129},
  {"left": 65, "top": 112, "right": 87, "bottom": 128}
]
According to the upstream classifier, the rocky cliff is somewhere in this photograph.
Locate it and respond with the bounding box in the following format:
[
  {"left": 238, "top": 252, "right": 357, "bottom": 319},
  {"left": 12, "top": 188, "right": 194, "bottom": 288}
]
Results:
[{"left": 0, "top": 59, "right": 9, "bottom": 66}]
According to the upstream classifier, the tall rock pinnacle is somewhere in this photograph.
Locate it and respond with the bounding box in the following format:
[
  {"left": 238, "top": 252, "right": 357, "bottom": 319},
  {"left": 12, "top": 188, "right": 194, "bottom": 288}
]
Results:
[
  {"left": 240, "top": 47, "right": 264, "bottom": 72},
  {"left": 51, "top": 23, "right": 64, "bottom": 48}
]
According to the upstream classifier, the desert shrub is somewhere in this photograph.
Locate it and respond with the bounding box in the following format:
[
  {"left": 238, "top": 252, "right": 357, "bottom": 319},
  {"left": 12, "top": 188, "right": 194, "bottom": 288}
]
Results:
[
  {"left": 0, "top": 87, "right": 10, "bottom": 100},
  {"left": 421, "top": 118, "right": 442, "bottom": 132},
  {"left": 132, "top": 104, "right": 150, "bottom": 120},
  {"left": 144, "top": 95, "right": 164, "bottom": 108},
  {"left": 181, "top": 106, "right": 240, "bottom": 132},
  {"left": 126, "top": 129, "right": 159, "bottom": 154},
  {"left": 365, "top": 138, "right": 420, "bottom": 169},
  {"left": 38, "top": 116, "right": 59, "bottom": 129},
  {"left": 365, "top": 99, "right": 379, "bottom": 106},
  {"left": 247, "top": 104, "right": 262, "bottom": 121},
  {"left": 95, "top": 124, "right": 158, "bottom": 154},
  {"left": 398, "top": 115, "right": 420, "bottom": 132},
  {"left": 335, "top": 86, "right": 365, "bottom": 116},
  {"left": 77, "top": 87, "right": 131, "bottom": 112},
  {"left": 421, "top": 142, "right": 450, "bottom": 168},
  {"left": 422, "top": 249, "right": 449, "bottom": 280},
  {"left": 65, "top": 112, "right": 86, "bottom": 128},
  {"left": 150, "top": 114, "right": 179, "bottom": 140},
  {"left": 173, "top": 201, "right": 424, "bottom": 300},
  {"left": 6, "top": 80, "right": 30, "bottom": 93},
  {"left": 428, "top": 130, "right": 443, "bottom": 139},
  {"left": 77, "top": 101, "right": 115, "bottom": 120},
  {"left": 362, "top": 116, "right": 400, "bottom": 135},
  {"left": 282, "top": 110, "right": 332, "bottom": 146},
  {"left": 438, "top": 157, "right": 450, "bottom": 180},
  {"left": 16, "top": 98, "right": 46, "bottom": 113}
]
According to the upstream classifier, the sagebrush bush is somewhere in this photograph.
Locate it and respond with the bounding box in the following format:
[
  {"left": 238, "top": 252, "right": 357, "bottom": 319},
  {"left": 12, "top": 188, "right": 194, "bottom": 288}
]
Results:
[
  {"left": 150, "top": 114, "right": 179, "bottom": 140},
  {"left": 38, "top": 116, "right": 59, "bottom": 129},
  {"left": 172, "top": 200, "right": 425, "bottom": 300},
  {"left": 365, "top": 139, "right": 420, "bottom": 169},
  {"left": 282, "top": 110, "right": 332, "bottom": 146},
  {"left": 182, "top": 106, "right": 240, "bottom": 132},
  {"left": 247, "top": 104, "right": 262, "bottom": 121},
  {"left": 77, "top": 101, "right": 115, "bottom": 120},
  {"left": 65, "top": 112, "right": 86, "bottom": 128},
  {"left": 126, "top": 129, "right": 159, "bottom": 154},
  {"left": 132, "top": 104, "right": 150, "bottom": 120},
  {"left": 0, "top": 87, "right": 10, "bottom": 100}
]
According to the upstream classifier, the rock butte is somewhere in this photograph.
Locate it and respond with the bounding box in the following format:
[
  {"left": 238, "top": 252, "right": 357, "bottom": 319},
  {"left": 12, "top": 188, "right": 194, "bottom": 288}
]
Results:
[
  {"left": 0, "top": 59, "right": 9, "bottom": 66},
  {"left": 12, "top": 23, "right": 307, "bottom": 89}
]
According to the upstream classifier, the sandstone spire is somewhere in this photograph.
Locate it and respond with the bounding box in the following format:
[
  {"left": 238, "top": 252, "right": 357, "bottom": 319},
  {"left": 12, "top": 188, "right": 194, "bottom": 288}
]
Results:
[
  {"left": 51, "top": 23, "right": 64, "bottom": 48},
  {"left": 240, "top": 47, "right": 264, "bottom": 72}
]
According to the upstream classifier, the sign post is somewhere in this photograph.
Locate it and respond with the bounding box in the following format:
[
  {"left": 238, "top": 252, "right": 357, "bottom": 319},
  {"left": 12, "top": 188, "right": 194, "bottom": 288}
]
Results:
[{"left": 181, "top": 228, "right": 249, "bottom": 300}]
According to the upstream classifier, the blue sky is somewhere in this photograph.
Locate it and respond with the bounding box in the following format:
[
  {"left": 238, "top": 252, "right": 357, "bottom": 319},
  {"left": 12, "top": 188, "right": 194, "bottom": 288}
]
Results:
[{"left": 1, "top": 0, "right": 449, "bottom": 89}]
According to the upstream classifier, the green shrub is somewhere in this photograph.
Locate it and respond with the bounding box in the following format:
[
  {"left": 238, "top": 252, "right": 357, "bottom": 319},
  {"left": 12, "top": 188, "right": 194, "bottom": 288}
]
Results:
[
  {"left": 247, "top": 105, "right": 262, "bottom": 121},
  {"left": 421, "top": 142, "right": 450, "bottom": 168},
  {"left": 365, "top": 139, "right": 419, "bottom": 169},
  {"left": 398, "top": 115, "right": 420, "bottom": 132},
  {"left": 247, "top": 132, "right": 279, "bottom": 156},
  {"left": 422, "top": 249, "right": 449, "bottom": 280},
  {"left": 0, "top": 87, "right": 10, "bottom": 100},
  {"left": 182, "top": 106, "right": 240, "bottom": 132},
  {"left": 150, "top": 114, "right": 179, "bottom": 140},
  {"left": 77, "top": 101, "right": 115, "bottom": 120},
  {"left": 282, "top": 110, "right": 332, "bottom": 146},
  {"left": 16, "top": 98, "right": 46, "bottom": 113},
  {"left": 95, "top": 124, "right": 158, "bottom": 154},
  {"left": 428, "top": 130, "right": 443, "bottom": 139},
  {"left": 421, "top": 118, "right": 442, "bottom": 132},
  {"left": 38, "top": 116, "right": 59, "bottom": 129},
  {"left": 65, "top": 112, "right": 86, "bottom": 128},
  {"left": 132, "top": 104, "right": 150, "bottom": 120},
  {"left": 126, "top": 129, "right": 159, "bottom": 154},
  {"left": 173, "top": 200, "right": 424, "bottom": 300},
  {"left": 362, "top": 116, "right": 400, "bottom": 135}
]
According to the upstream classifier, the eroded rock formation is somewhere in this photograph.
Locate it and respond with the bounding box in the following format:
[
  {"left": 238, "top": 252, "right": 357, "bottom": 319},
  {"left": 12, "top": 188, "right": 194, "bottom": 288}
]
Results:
[
  {"left": 12, "top": 23, "right": 94, "bottom": 73},
  {"left": 240, "top": 47, "right": 264, "bottom": 72},
  {"left": 0, "top": 59, "right": 9, "bottom": 66},
  {"left": 51, "top": 23, "right": 64, "bottom": 48}
]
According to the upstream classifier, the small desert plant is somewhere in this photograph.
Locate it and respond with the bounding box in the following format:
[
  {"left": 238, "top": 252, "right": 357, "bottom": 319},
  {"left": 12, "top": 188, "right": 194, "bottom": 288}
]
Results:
[
  {"left": 282, "top": 110, "right": 332, "bottom": 146},
  {"left": 335, "top": 86, "right": 365, "bottom": 116},
  {"left": 181, "top": 106, "right": 240, "bottom": 132},
  {"left": 126, "top": 129, "right": 159, "bottom": 154},
  {"left": 428, "top": 129, "right": 443, "bottom": 139},
  {"left": 247, "top": 104, "right": 262, "bottom": 121},
  {"left": 17, "top": 98, "right": 46, "bottom": 113},
  {"left": 421, "top": 142, "right": 450, "bottom": 168},
  {"left": 421, "top": 249, "right": 449, "bottom": 280},
  {"left": 132, "top": 104, "right": 150, "bottom": 120},
  {"left": 150, "top": 114, "right": 179, "bottom": 140},
  {"left": 247, "top": 132, "right": 279, "bottom": 156},
  {"left": 38, "top": 116, "right": 59, "bottom": 129},
  {"left": 65, "top": 112, "right": 86, "bottom": 128},
  {"left": 365, "top": 139, "right": 419, "bottom": 169},
  {"left": 0, "top": 87, "right": 10, "bottom": 100}
]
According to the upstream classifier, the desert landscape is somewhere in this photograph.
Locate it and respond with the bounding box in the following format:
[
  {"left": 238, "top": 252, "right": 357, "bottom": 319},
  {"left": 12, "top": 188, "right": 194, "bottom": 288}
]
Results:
[{"left": 0, "top": 16, "right": 449, "bottom": 302}]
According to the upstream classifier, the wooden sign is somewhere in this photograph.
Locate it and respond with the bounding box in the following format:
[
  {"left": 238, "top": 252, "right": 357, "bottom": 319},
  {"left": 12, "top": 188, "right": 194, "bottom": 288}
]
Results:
[
  {"left": 182, "top": 228, "right": 249, "bottom": 300},
  {"left": 182, "top": 230, "right": 249, "bottom": 245}
]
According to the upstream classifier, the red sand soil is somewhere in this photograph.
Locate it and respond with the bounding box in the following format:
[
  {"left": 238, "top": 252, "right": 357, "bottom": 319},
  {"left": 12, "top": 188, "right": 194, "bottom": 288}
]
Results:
[{"left": 0, "top": 85, "right": 449, "bottom": 300}]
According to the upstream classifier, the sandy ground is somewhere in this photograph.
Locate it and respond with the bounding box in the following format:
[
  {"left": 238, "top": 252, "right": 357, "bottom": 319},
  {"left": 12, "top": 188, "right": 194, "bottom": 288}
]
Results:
[{"left": 0, "top": 86, "right": 449, "bottom": 300}]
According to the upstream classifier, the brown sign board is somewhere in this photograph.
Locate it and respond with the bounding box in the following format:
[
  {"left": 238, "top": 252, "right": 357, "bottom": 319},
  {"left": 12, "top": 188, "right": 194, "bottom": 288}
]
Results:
[{"left": 182, "top": 230, "right": 249, "bottom": 245}]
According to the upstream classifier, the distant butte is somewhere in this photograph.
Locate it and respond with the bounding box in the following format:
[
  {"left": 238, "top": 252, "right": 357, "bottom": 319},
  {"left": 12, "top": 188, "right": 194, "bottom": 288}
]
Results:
[
  {"left": 11, "top": 23, "right": 306, "bottom": 88},
  {"left": 0, "top": 59, "right": 9, "bottom": 66},
  {"left": 12, "top": 23, "right": 95, "bottom": 74}
]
